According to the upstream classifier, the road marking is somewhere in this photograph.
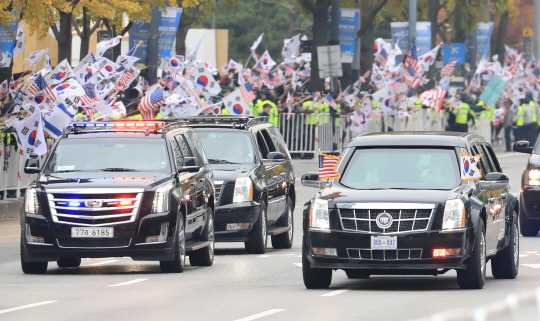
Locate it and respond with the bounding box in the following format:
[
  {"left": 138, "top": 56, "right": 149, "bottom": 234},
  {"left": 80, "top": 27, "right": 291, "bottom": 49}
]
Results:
[
  {"left": 320, "top": 289, "right": 349, "bottom": 297},
  {"left": 293, "top": 263, "right": 302, "bottom": 267},
  {"left": 233, "top": 309, "right": 286, "bottom": 321},
  {"left": 0, "top": 301, "right": 57, "bottom": 315},
  {"left": 523, "top": 264, "right": 540, "bottom": 269},
  {"left": 496, "top": 153, "right": 521, "bottom": 158},
  {"left": 525, "top": 251, "right": 538, "bottom": 254},
  {"left": 107, "top": 278, "right": 148, "bottom": 287},
  {"left": 85, "top": 260, "right": 118, "bottom": 266},
  {"left": 519, "top": 254, "right": 529, "bottom": 258},
  {"left": 258, "top": 255, "right": 270, "bottom": 258}
]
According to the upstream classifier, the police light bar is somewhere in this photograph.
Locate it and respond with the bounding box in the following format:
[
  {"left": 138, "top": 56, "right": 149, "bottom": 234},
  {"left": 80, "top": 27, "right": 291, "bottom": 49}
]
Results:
[{"left": 69, "top": 122, "right": 166, "bottom": 128}]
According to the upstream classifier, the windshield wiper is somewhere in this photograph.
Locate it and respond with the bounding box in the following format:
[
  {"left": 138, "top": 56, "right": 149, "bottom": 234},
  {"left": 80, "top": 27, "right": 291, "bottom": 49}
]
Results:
[
  {"left": 208, "top": 159, "right": 240, "bottom": 165},
  {"left": 98, "top": 168, "right": 138, "bottom": 172},
  {"left": 53, "top": 170, "right": 83, "bottom": 173}
]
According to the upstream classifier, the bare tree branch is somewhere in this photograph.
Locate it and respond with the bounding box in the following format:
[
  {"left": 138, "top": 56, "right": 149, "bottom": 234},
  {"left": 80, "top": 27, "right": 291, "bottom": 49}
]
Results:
[
  {"left": 71, "top": 15, "right": 82, "bottom": 37},
  {"left": 89, "top": 17, "right": 102, "bottom": 35},
  {"left": 260, "top": 0, "right": 294, "bottom": 13},
  {"left": 120, "top": 20, "right": 133, "bottom": 35},
  {"left": 299, "top": 0, "right": 317, "bottom": 13},
  {"left": 50, "top": 22, "right": 60, "bottom": 40}
]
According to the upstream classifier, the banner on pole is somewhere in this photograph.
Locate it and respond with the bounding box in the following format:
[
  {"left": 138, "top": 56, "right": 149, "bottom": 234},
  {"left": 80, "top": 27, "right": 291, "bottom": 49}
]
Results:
[
  {"left": 390, "top": 22, "right": 431, "bottom": 55},
  {"left": 338, "top": 8, "right": 360, "bottom": 63},
  {"left": 443, "top": 43, "right": 466, "bottom": 65},
  {"left": 476, "top": 22, "right": 493, "bottom": 59},
  {"left": 0, "top": 19, "right": 19, "bottom": 68}
]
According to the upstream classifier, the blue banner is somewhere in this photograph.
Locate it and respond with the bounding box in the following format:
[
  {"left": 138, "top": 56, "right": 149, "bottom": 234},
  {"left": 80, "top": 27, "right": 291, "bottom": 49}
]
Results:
[
  {"left": 443, "top": 43, "right": 466, "bottom": 65},
  {"left": 390, "top": 22, "right": 431, "bottom": 55},
  {"left": 129, "top": 7, "right": 182, "bottom": 67},
  {"left": 0, "top": 19, "right": 19, "bottom": 66},
  {"left": 338, "top": 8, "right": 360, "bottom": 63},
  {"left": 476, "top": 22, "right": 493, "bottom": 59}
]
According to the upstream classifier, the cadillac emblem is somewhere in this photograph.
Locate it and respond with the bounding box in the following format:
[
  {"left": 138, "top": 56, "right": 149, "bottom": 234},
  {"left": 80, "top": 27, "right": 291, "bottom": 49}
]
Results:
[
  {"left": 376, "top": 212, "right": 393, "bottom": 229},
  {"left": 85, "top": 200, "right": 103, "bottom": 208}
]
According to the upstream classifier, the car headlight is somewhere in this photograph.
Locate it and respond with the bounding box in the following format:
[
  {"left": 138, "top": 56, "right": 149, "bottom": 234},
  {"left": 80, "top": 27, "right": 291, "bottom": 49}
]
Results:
[
  {"left": 25, "top": 188, "right": 39, "bottom": 214},
  {"left": 152, "top": 184, "right": 172, "bottom": 213},
  {"left": 442, "top": 199, "right": 465, "bottom": 230},
  {"left": 233, "top": 177, "right": 253, "bottom": 203},
  {"left": 528, "top": 169, "right": 540, "bottom": 186},
  {"left": 310, "top": 199, "right": 329, "bottom": 229}
]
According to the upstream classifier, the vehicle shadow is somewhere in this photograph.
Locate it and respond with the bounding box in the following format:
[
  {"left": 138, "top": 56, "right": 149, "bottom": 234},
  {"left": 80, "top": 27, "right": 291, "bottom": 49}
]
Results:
[
  {"left": 333, "top": 275, "right": 463, "bottom": 291},
  {"left": 215, "top": 248, "right": 247, "bottom": 256},
  {"left": 44, "top": 264, "right": 189, "bottom": 275}
]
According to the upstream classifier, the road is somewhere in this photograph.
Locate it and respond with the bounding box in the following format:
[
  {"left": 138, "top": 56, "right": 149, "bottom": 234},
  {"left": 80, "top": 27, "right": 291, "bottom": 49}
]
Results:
[{"left": 0, "top": 153, "right": 537, "bottom": 321}]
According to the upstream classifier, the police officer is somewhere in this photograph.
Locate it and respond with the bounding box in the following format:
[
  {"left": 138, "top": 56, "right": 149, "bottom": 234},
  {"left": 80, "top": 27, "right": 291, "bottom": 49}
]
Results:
[
  {"left": 259, "top": 103, "right": 271, "bottom": 117},
  {"left": 452, "top": 101, "right": 475, "bottom": 133}
]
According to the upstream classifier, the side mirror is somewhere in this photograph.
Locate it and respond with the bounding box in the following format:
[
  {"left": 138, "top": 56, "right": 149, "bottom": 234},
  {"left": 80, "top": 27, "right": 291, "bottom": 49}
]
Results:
[
  {"left": 265, "top": 151, "right": 287, "bottom": 163},
  {"left": 24, "top": 157, "right": 41, "bottom": 174},
  {"left": 179, "top": 157, "right": 199, "bottom": 173},
  {"left": 514, "top": 140, "right": 534, "bottom": 154},
  {"left": 485, "top": 172, "right": 509, "bottom": 183},
  {"left": 301, "top": 172, "right": 320, "bottom": 188}
]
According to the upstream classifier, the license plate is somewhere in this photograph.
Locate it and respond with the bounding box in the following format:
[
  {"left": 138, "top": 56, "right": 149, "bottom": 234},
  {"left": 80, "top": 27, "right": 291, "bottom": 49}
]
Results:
[
  {"left": 371, "top": 236, "right": 397, "bottom": 249},
  {"left": 71, "top": 227, "right": 114, "bottom": 238}
]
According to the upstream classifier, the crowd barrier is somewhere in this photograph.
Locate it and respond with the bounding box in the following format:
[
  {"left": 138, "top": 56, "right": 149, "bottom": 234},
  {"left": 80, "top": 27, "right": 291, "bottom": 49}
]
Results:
[
  {"left": 413, "top": 287, "right": 540, "bottom": 321},
  {"left": 0, "top": 110, "right": 492, "bottom": 199}
]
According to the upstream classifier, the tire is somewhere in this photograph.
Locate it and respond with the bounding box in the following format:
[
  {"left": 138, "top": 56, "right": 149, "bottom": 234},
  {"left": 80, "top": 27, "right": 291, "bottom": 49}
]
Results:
[
  {"left": 492, "top": 215, "right": 519, "bottom": 279},
  {"left": 302, "top": 243, "right": 332, "bottom": 289},
  {"left": 345, "top": 270, "right": 370, "bottom": 279},
  {"left": 160, "top": 215, "right": 186, "bottom": 273},
  {"left": 57, "top": 258, "right": 81, "bottom": 268},
  {"left": 457, "top": 219, "right": 486, "bottom": 289},
  {"left": 245, "top": 202, "right": 267, "bottom": 254},
  {"left": 189, "top": 208, "right": 215, "bottom": 267},
  {"left": 272, "top": 198, "right": 294, "bottom": 249},
  {"left": 519, "top": 201, "right": 540, "bottom": 237},
  {"left": 20, "top": 242, "right": 47, "bottom": 274}
]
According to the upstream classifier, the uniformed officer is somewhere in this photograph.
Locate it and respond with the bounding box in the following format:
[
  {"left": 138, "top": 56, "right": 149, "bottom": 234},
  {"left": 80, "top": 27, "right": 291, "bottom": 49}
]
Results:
[{"left": 452, "top": 101, "right": 475, "bottom": 133}]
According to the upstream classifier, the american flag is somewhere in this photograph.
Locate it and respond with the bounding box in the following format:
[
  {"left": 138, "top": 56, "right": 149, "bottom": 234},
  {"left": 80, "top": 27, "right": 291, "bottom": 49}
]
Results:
[
  {"left": 116, "top": 71, "right": 136, "bottom": 90},
  {"left": 526, "top": 67, "right": 540, "bottom": 84},
  {"left": 240, "top": 83, "right": 256, "bottom": 104},
  {"left": 408, "top": 39, "right": 418, "bottom": 60},
  {"left": 324, "top": 94, "right": 339, "bottom": 110},
  {"left": 138, "top": 89, "right": 164, "bottom": 119},
  {"left": 441, "top": 61, "right": 457, "bottom": 77},
  {"left": 82, "top": 83, "right": 96, "bottom": 98},
  {"left": 401, "top": 66, "right": 421, "bottom": 89},
  {"left": 126, "top": 43, "right": 138, "bottom": 56},
  {"left": 375, "top": 49, "right": 388, "bottom": 66},
  {"left": 419, "top": 79, "right": 449, "bottom": 112},
  {"left": 318, "top": 153, "right": 343, "bottom": 181},
  {"left": 26, "top": 74, "right": 48, "bottom": 95},
  {"left": 78, "top": 95, "right": 101, "bottom": 106},
  {"left": 0, "top": 80, "right": 7, "bottom": 96},
  {"left": 158, "top": 78, "right": 174, "bottom": 91}
]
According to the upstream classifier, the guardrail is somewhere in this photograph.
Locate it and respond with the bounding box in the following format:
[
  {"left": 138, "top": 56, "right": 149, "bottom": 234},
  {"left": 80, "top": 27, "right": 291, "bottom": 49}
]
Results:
[{"left": 413, "top": 287, "right": 540, "bottom": 321}]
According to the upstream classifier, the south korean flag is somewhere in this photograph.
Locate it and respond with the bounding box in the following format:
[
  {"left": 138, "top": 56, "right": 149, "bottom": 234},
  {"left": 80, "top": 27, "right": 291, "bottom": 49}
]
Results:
[
  {"left": 187, "top": 64, "right": 221, "bottom": 99},
  {"left": 14, "top": 113, "right": 47, "bottom": 158},
  {"left": 460, "top": 153, "right": 483, "bottom": 181}
]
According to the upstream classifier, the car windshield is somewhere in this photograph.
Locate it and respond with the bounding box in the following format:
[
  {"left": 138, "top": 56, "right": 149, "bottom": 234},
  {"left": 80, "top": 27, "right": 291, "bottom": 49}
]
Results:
[
  {"left": 45, "top": 137, "right": 171, "bottom": 173},
  {"left": 195, "top": 131, "right": 255, "bottom": 164},
  {"left": 340, "top": 148, "right": 461, "bottom": 190}
]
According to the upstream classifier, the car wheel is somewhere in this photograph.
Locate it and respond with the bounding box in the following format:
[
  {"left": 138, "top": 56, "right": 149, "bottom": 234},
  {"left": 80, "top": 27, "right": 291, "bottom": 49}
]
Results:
[
  {"left": 345, "top": 270, "right": 370, "bottom": 279},
  {"left": 271, "top": 197, "right": 294, "bottom": 249},
  {"left": 160, "top": 215, "right": 186, "bottom": 273},
  {"left": 519, "top": 201, "right": 540, "bottom": 237},
  {"left": 302, "top": 240, "right": 332, "bottom": 289},
  {"left": 20, "top": 242, "right": 47, "bottom": 274},
  {"left": 492, "top": 215, "right": 519, "bottom": 279},
  {"left": 57, "top": 258, "right": 81, "bottom": 268},
  {"left": 245, "top": 202, "right": 267, "bottom": 254},
  {"left": 189, "top": 208, "right": 215, "bottom": 267},
  {"left": 457, "top": 218, "right": 486, "bottom": 289}
]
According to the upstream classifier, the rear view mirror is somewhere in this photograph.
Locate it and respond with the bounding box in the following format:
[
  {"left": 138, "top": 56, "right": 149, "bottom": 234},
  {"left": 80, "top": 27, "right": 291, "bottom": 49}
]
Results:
[
  {"left": 179, "top": 157, "right": 199, "bottom": 173},
  {"left": 24, "top": 157, "right": 40, "bottom": 174},
  {"left": 514, "top": 141, "right": 533, "bottom": 154},
  {"left": 301, "top": 172, "right": 320, "bottom": 188}
]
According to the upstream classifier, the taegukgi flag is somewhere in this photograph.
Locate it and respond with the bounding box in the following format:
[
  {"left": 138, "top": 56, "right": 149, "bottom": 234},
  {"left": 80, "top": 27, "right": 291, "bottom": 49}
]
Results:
[
  {"left": 13, "top": 25, "right": 25, "bottom": 58},
  {"left": 14, "top": 113, "right": 47, "bottom": 158},
  {"left": 222, "top": 87, "right": 250, "bottom": 115},
  {"left": 460, "top": 153, "right": 483, "bottom": 181}
]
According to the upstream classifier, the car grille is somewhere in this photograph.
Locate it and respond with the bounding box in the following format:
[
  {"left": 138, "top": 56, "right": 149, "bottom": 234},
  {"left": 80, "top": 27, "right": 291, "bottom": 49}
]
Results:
[
  {"left": 347, "top": 248, "right": 423, "bottom": 260},
  {"left": 214, "top": 181, "right": 223, "bottom": 203},
  {"left": 57, "top": 238, "right": 131, "bottom": 248},
  {"left": 47, "top": 189, "right": 144, "bottom": 226},
  {"left": 337, "top": 204, "right": 434, "bottom": 234}
]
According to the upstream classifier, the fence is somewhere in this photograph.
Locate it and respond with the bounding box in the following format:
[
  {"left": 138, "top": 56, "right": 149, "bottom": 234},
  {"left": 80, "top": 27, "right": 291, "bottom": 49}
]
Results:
[{"left": 413, "top": 287, "right": 540, "bottom": 321}]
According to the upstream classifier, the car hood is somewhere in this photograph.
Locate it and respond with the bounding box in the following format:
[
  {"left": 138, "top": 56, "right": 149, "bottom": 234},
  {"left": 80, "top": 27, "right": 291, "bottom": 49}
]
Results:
[
  {"left": 36, "top": 172, "right": 170, "bottom": 191},
  {"left": 210, "top": 164, "right": 256, "bottom": 184},
  {"left": 318, "top": 184, "right": 461, "bottom": 208}
]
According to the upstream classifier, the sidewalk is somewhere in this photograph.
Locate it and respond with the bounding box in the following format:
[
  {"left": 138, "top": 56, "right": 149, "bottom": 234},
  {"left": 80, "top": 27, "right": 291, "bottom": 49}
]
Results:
[
  {"left": 0, "top": 198, "right": 22, "bottom": 220},
  {"left": 0, "top": 218, "right": 19, "bottom": 244}
]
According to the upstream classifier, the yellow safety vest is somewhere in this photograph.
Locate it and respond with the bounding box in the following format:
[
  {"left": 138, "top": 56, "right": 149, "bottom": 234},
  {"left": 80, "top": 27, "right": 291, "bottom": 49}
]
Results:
[
  {"left": 414, "top": 99, "right": 423, "bottom": 109},
  {"left": 303, "top": 101, "right": 317, "bottom": 125},
  {"left": 334, "top": 105, "right": 341, "bottom": 126},
  {"left": 222, "top": 107, "right": 230, "bottom": 115},
  {"left": 454, "top": 103, "right": 470, "bottom": 124},
  {"left": 318, "top": 102, "right": 330, "bottom": 125},
  {"left": 269, "top": 106, "right": 279, "bottom": 126}
]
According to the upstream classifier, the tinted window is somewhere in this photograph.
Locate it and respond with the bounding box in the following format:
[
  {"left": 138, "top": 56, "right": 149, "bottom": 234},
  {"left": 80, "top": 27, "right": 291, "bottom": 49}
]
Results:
[
  {"left": 267, "top": 127, "right": 291, "bottom": 159},
  {"left": 195, "top": 130, "right": 255, "bottom": 164},
  {"left": 341, "top": 148, "right": 461, "bottom": 190},
  {"left": 185, "top": 131, "right": 207, "bottom": 165},
  {"left": 171, "top": 136, "right": 184, "bottom": 169},
  {"left": 483, "top": 144, "right": 502, "bottom": 172},
  {"left": 256, "top": 132, "right": 269, "bottom": 159},
  {"left": 261, "top": 129, "right": 277, "bottom": 153}
]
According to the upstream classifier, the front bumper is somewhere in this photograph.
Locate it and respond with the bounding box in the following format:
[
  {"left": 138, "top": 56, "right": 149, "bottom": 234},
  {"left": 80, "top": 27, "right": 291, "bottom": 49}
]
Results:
[
  {"left": 22, "top": 212, "right": 176, "bottom": 262},
  {"left": 521, "top": 188, "right": 540, "bottom": 219},
  {"left": 214, "top": 201, "right": 261, "bottom": 242},
  {"left": 305, "top": 228, "right": 474, "bottom": 272}
]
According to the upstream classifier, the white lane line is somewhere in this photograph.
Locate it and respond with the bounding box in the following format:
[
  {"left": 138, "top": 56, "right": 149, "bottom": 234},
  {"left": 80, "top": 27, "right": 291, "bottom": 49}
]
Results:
[
  {"left": 107, "top": 278, "right": 148, "bottom": 287},
  {"left": 0, "top": 301, "right": 57, "bottom": 315},
  {"left": 320, "top": 289, "right": 350, "bottom": 297},
  {"left": 496, "top": 153, "right": 520, "bottom": 158},
  {"left": 523, "top": 264, "right": 540, "bottom": 269},
  {"left": 519, "top": 254, "right": 529, "bottom": 258},
  {"left": 258, "top": 255, "right": 270, "bottom": 258},
  {"left": 233, "top": 309, "right": 286, "bottom": 321},
  {"left": 525, "top": 251, "right": 538, "bottom": 254},
  {"left": 85, "top": 260, "right": 118, "bottom": 266},
  {"left": 293, "top": 263, "right": 302, "bottom": 267}
]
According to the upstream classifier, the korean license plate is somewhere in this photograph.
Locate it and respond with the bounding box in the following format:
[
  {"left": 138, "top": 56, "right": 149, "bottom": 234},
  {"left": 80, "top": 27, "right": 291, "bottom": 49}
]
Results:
[
  {"left": 71, "top": 227, "right": 114, "bottom": 238},
  {"left": 371, "top": 236, "right": 397, "bottom": 249}
]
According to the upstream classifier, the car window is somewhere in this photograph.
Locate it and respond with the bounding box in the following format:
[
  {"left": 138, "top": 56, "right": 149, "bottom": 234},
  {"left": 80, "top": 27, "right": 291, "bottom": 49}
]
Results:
[
  {"left": 171, "top": 136, "right": 185, "bottom": 169},
  {"left": 267, "top": 126, "right": 291, "bottom": 159},
  {"left": 195, "top": 130, "right": 255, "bottom": 164},
  {"left": 175, "top": 135, "right": 193, "bottom": 158},
  {"left": 256, "top": 131, "right": 270, "bottom": 159},
  {"left": 185, "top": 131, "right": 208, "bottom": 165},
  {"left": 470, "top": 145, "right": 488, "bottom": 178},
  {"left": 184, "top": 131, "right": 205, "bottom": 165},
  {"left": 261, "top": 129, "right": 277, "bottom": 153},
  {"left": 483, "top": 144, "right": 502, "bottom": 172}
]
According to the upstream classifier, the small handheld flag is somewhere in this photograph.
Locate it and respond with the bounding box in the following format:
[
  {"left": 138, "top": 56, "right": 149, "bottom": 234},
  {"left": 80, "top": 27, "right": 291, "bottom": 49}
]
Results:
[
  {"left": 318, "top": 153, "right": 343, "bottom": 181},
  {"left": 460, "top": 153, "right": 483, "bottom": 181}
]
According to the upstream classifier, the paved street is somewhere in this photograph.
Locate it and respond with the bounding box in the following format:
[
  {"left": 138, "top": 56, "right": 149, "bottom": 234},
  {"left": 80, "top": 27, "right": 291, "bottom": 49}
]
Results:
[{"left": 0, "top": 153, "right": 537, "bottom": 321}]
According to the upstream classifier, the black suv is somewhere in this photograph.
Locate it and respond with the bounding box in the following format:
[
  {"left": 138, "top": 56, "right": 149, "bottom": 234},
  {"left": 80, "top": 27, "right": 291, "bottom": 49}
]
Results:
[
  {"left": 301, "top": 132, "right": 518, "bottom": 289},
  {"left": 514, "top": 139, "right": 540, "bottom": 236},
  {"left": 173, "top": 116, "right": 296, "bottom": 254},
  {"left": 21, "top": 120, "right": 215, "bottom": 274}
]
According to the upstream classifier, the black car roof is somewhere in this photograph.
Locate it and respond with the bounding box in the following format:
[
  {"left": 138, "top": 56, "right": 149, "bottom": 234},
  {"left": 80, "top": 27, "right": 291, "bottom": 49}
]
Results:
[{"left": 347, "top": 131, "right": 486, "bottom": 148}]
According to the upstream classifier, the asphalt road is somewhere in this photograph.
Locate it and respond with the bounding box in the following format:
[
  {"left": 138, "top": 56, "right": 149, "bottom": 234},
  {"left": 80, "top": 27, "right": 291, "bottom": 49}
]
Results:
[{"left": 0, "top": 153, "right": 537, "bottom": 321}]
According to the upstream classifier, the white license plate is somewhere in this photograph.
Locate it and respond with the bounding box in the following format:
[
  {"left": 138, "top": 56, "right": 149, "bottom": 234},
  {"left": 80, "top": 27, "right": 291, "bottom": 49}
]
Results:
[
  {"left": 71, "top": 227, "right": 114, "bottom": 238},
  {"left": 371, "top": 236, "right": 397, "bottom": 249}
]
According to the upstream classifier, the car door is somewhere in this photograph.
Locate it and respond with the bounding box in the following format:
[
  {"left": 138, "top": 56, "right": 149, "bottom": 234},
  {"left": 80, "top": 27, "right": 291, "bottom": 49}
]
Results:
[
  {"left": 261, "top": 128, "right": 287, "bottom": 220},
  {"left": 481, "top": 143, "right": 510, "bottom": 249},
  {"left": 470, "top": 143, "right": 499, "bottom": 254},
  {"left": 255, "top": 129, "right": 278, "bottom": 223}
]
